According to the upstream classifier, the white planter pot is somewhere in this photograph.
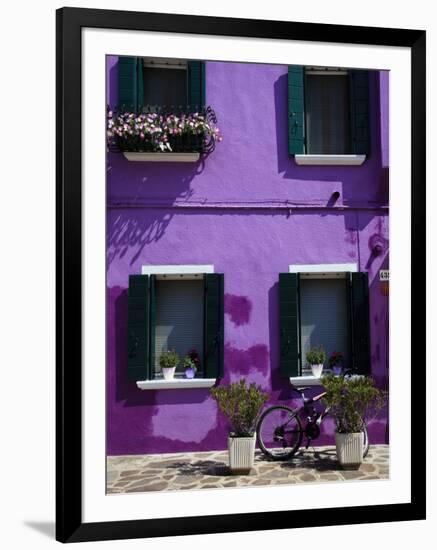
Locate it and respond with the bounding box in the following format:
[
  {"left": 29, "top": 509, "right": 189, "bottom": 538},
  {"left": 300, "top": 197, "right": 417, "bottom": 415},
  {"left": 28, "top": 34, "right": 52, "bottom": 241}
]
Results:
[
  {"left": 310, "top": 363, "right": 324, "bottom": 378},
  {"left": 161, "top": 367, "right": 176, "bottom": 380},
  {"left": 227, "top": 434, "right": 256, "bottom": 474},
  {"left": 335, "top": 432, "right": 364, "bottom": 470}
]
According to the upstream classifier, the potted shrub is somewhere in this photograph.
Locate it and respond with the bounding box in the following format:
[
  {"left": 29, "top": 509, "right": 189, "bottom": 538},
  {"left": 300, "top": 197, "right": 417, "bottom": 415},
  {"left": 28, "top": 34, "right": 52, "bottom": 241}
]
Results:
[
  {"left": 183, "top": 349, "right": 201, "bottom": 379},
  {"left": 159, "top": 349, "right": 179, "bottom": 380},
  {"left": 306, "top": 346, "right": 326, "bottom": 378},
  {"left": 211, "top": 379, "right": 268, "bottom": 474},
  {"left": 328, "top": 351, "right": 344, "bottom": 375},
  {"left": 322, "top": 373, "right": 386, "bottom": 470}
]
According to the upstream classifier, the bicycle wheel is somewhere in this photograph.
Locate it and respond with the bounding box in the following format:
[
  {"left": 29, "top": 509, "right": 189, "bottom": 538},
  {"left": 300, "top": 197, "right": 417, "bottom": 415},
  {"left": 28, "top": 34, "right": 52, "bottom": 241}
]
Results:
[{"left": 257, "top": 405, "right": 303, "bottom": 460}]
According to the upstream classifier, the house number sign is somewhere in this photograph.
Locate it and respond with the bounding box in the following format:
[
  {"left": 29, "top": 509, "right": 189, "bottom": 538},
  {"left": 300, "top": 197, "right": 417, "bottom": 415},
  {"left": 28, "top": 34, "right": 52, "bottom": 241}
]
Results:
[{"left": 379, "top": 269, "right": 390, "bottom": 281}]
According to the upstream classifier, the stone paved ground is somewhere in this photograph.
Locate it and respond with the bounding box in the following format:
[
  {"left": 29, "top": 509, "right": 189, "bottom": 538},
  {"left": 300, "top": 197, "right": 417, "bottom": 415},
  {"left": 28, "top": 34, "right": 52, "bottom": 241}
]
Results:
[{"left": 106, "top": 445, "right": 389, "bottom": 494}]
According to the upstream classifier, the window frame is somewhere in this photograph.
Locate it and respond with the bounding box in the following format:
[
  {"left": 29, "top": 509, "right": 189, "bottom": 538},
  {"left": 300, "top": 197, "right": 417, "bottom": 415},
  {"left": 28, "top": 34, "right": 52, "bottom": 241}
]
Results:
[{"left": 135, "top": 265, "right": 218, "bottom": 390}]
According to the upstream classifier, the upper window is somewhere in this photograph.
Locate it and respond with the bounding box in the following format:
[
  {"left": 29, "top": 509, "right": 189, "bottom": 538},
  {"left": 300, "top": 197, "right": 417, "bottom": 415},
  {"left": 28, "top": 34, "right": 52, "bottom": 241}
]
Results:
[
  {"left": 305, "top": 70, "right": 351, "bottom": 154},
  {"left": 288, "top": 65, "right": 370, "bottom": 157},
  {"left": 117, "top": 56, "right": 205, "bottom": 114},
  {"left": 142, "top": 58, "right": 187, "bottom": 109}
]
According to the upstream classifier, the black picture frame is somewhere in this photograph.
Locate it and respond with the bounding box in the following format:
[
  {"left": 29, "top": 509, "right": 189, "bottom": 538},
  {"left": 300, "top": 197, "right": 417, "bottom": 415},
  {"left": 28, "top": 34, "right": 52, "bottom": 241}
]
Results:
[{"left": 56, "top": 7, "right": 426, "bottom": 543}]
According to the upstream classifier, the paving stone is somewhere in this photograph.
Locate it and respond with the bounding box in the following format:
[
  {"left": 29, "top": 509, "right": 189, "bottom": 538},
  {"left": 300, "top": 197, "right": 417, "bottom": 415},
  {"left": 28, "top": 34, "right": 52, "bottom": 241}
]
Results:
[
  {"left": 120, "top": 470, "right": 141, "bottom": 477},
  {"left": 320, "top": 473, "right": 342, "bottom": 481},
  {"left": 341, "top": 470, "right": 366, "bottom": 480},
  {"left": 174, "top": 475, "right": 198, "bottom": 485},
  {"left": 360, "top": 463, "right": 376, "bottom": 473},
  {"left": 201, "top": 484, "right": 220, "bottom": 489},
  {"left": 128, "top": 481, "right": 169, "bottom": 492},
  {"left": 251, "top": 479, "right": 272, "bottom": 486},
  {"left": 106, "top": 471, "right": 119, "bottom": 483},
  {"left": 299, "top": 473, "right": 317, "bottom": 482}
]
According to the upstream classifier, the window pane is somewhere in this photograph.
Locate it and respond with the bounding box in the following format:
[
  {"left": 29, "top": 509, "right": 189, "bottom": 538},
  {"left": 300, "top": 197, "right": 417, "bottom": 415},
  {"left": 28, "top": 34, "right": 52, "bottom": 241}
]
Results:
[
  {"left": 300, "top": 279, "right": 349, "bottom": 374},
  {"left": 143, "top": 67, "right": 187, "bottom": 108},
  {"left": 154, "top": 279, "right": 204, "bottom": 374},
  {"left": 306, "top": 74, "right": 351, "bottom": 154}
]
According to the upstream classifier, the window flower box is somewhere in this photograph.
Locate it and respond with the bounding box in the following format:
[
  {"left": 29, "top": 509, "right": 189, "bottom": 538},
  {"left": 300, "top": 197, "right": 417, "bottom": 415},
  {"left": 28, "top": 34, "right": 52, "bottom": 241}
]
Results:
[{"left": 107, "top": 106, "right": 222, "bottom": 161}]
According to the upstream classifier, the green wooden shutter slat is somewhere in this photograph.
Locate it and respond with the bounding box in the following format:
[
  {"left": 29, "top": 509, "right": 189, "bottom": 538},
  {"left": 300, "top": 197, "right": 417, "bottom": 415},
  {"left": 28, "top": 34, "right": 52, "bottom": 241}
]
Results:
[
  {"left": 349, "top": 70, "right": 370, "bottom": 155},
  {"left": 204, "top": 273, "right": 224, "bottom": 378},
  {"left": 118, "top": 57, "right": 138, "bottom": 113},
  {"left": 279, "top": 273, "right": 300, "bottom": 377},
  {"left": 288, "top": 66, "right": 306, "bottom": 155},
  {"left": 349, "top": 272, "right": 371, "bottom": 375},
  {"left": 127, "top": 275, "right": 149, "bottom": 382},
  {"left": 187, "top": 61, "right": 205, "bottom": 111}
]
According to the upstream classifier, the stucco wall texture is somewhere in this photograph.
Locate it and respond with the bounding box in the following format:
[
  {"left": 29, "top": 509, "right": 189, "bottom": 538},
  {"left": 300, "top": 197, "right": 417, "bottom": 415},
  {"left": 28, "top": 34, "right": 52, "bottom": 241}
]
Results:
[{"left": 106, "top": 57, "right": 389, "bottom": 455}]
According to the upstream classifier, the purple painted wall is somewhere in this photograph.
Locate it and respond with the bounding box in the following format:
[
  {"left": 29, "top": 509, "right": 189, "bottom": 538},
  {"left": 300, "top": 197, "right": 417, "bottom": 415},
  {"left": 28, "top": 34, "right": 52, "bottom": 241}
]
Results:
[{"left": 106, "top": 57, "right": 389, "bottom": 455}]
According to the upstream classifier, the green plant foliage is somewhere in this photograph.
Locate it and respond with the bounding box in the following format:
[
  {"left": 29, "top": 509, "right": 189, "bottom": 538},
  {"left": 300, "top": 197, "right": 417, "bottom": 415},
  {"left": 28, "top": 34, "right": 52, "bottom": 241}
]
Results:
[
  {"left": 306, "top": 345, "right": 327, "bottom": 366},
  {"left": 210, "top": 379, "right": 269, "bottom": 437},
  {"left": 321, "top": 373, "right": 387, "bottom": 433},
  {"left": 183, "top": 355, "right": 197, "bottom": 371},
  {"left": 159, "top": 349, "right": 179, "bottom": 370}
]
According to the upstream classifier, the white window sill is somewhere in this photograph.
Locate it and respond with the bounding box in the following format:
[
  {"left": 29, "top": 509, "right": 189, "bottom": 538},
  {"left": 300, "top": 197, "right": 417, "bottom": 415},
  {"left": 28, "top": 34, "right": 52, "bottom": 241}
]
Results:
[
  {"left": 294, "top": 154, "right": 366, "bottom": 166},
  {"left": 289, "top": 373, "right": 364, "bottom": 387},
  {"left": 289, "top": 375, "right": 325, "bottom": 387},
  {"left": 123, "top": 152, "right": 200, "bottom": 163},
  {"left": 136, "top": 378, "right": 216, "bottom": 390}
]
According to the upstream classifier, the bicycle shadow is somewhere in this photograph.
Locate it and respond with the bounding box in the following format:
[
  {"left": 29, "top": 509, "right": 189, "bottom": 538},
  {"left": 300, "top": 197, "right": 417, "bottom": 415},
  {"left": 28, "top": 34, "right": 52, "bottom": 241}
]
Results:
[{"left": 263, "top": 448, "right": 343, "bottom": 472}]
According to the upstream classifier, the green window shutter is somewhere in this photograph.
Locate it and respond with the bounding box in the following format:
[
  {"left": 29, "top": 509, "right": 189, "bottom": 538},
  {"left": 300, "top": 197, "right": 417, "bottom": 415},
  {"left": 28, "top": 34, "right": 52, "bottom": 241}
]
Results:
[
  {"left": 187, "top": 61, "right": 205, "bottom": 111},
  {"left": 204, "top": 273, "right": 224, "bottom": 378},
  {"left": 117, "top": 57, "right": 144, "bottom": 113},
  {"left": 288, "top": 66, "right": 306, "bottom": 155},
  {"left": 279, "top": 273, "right": 300, "bottom": 377},
  {"left": 349, "top": 272, "right": 371, "bottom": 375},
  {"left": 127, "top": 275, "right": 149, "bottom": 382},
  {"left": 118, "top": 57, "right": 137, "bottom": 112},
  {"left": 349, "top": 70, "right": 370, "bottom": 155}
]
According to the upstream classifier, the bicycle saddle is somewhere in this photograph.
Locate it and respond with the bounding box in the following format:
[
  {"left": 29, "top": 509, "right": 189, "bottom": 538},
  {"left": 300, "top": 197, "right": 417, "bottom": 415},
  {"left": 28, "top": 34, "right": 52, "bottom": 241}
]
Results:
[{"left": 303, "top": 391, "right": 327, "bottom": 405}]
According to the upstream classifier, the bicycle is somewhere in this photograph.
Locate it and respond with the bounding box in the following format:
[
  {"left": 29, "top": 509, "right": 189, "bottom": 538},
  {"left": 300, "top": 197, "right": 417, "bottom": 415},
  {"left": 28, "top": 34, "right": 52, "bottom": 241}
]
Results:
[{"left": 256, "top": 381, "right": 369, "bottom": 461}]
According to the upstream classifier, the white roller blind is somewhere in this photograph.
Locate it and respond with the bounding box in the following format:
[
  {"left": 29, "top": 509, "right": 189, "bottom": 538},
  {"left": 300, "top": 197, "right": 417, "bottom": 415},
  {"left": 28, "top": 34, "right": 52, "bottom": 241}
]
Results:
[
  {"left": 300, "top": 279, "right": 349, "bottom": 373},
  {"left": 154, "top": 279, "right": 204, "bottom": 374}
]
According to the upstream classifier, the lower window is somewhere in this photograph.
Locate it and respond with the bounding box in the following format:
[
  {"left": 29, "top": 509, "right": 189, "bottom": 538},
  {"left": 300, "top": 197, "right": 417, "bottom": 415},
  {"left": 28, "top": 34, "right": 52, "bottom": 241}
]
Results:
[
  {"left": 279, "top": 271, "right": 371, "bottom": 378},
  {"left": 299, "top": 278, "right": 350, "bottom": 374},
  {"left": 127, "top": 272, "right": 224, "bottom": 382}
]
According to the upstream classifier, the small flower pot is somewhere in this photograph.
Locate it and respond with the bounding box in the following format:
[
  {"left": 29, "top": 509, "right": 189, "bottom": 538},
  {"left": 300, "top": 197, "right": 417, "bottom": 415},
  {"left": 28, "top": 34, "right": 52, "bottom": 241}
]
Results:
[
  {"left": 310, "top": 363, "right": 324, "bottom": 378},
  {"left": 185, "top": 367, "right": 196, "bottom": 379},
  {"left": 162, "top": 367, "right": 176, "bottom": 380},
  {"left": 333, "top": 365, "right": 343, "bottom": 376},
  {"left": 227, "top": 434, "right": 256, "bottom": 475},
  {"left": 335, "top": 432, "right": 364, "bottom": 470}
]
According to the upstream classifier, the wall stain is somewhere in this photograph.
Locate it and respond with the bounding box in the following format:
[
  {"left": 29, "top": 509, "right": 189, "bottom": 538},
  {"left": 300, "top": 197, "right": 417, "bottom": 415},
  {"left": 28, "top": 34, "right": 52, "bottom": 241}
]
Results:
[
  {"left": 223, "top": 343, "right": 269, "bottom": 379},
  {"left": 224, "top": 294, "right": 252, "bottom": 326}
]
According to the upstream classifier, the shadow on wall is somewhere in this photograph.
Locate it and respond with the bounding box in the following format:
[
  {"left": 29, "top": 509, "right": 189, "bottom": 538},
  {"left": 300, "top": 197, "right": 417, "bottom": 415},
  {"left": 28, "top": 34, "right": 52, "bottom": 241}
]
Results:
[{"left": 107, "top": 155, "right": 207, "bottom": 266}]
